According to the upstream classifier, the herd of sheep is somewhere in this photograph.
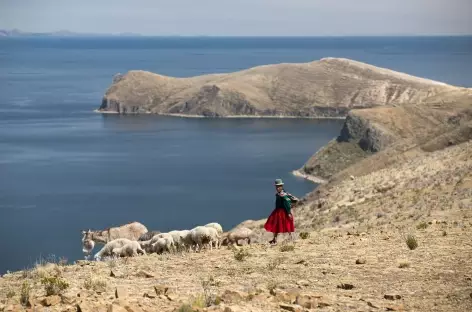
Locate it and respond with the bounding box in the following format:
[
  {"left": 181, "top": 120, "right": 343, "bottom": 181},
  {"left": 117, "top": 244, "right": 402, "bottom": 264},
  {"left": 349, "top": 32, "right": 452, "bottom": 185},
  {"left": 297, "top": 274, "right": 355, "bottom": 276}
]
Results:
[{"left": 81, "top": 221, "right": 254, "bottom": 261}]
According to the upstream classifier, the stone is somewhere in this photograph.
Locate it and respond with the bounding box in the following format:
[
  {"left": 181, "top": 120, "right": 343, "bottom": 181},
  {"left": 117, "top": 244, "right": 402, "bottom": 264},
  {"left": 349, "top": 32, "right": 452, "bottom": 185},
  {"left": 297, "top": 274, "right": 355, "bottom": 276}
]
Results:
[
  {"left": 296, "top": 280, "right": 310, "bottom": 287},
  {"left": 143, "top": 292, "right": 156, "bottom": 299},
  {"left": 107, "top": 304, "right": 127, "bottom": 312},
  {"left": 272, "top": 289, "right": 299, "bottom": 304},
  {"left": 224, "top": 306, "right": 245, "bottom": 312},
  {"left": 4, "top": 304, "right": 23, "bottom": 312},
  {"left": 279, "top": 303, "right": 303, "bottom": 312},
  {"left": 386, "top": 304, "right": 405, "bottom": 311},
  {"left": 61, "top": 294, "right": 77, "bottom": 305},
  {"left": 77, "top": 302, "right": 94, "bottom": 312},
  {"left": 154, "top": 285, "right": 169, "bottom": 296},
  {"left": 136, "top": 270, "right": 154, "bottom": 278},
  {"left": 356, "top": 258, "right": 366, "bottom": 264},
  {"left": 42, "top": 295, "right": 61, "bottom": 306},
  {"left": 337, "top": 283, "right": 355, "bottom": 290},
  {"left": 166, "top": 293, "right": 180, "bottom": 302},
  {"left": 221, "top": 289, "right": 248, "bottom": 303},
  {"left": 295, "top": 293, "right": 323, "bottom": 308},
  {"left": 77, "top": 291, "right": 89, "bottom": 298},
  {"left": 384, "top": 294, "right": 401, "bottom": 300},
  {"left": 110, "top": 270, "right": 117, "bottom": 277},
  {"left": 115, "top": 286, "right": 128, "bottom": 299}
]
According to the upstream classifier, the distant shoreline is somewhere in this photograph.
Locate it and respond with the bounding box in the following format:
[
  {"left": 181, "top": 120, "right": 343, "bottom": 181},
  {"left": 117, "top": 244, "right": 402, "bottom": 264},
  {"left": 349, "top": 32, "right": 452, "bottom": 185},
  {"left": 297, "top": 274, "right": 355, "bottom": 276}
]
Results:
[
  {"left": 291, "top": 169, "right": 327, "bottom": 184},
  {"left": 93, "top": 109, "right": 346, "bottom": 120}
]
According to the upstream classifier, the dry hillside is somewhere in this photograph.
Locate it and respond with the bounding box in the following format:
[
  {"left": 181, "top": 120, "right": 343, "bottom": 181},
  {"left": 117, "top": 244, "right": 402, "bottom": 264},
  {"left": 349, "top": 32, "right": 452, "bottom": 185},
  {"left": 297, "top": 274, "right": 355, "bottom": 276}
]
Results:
[{"left": 98, "top": 58, "right": 460, "bottom": 117}]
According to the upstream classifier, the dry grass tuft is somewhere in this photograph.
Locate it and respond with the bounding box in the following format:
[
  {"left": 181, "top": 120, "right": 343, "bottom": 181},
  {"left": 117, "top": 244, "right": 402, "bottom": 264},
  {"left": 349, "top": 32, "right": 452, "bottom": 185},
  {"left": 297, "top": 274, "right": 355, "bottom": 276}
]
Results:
[{"left": 83, "top": 275, "right": 107, "bottom": 292}]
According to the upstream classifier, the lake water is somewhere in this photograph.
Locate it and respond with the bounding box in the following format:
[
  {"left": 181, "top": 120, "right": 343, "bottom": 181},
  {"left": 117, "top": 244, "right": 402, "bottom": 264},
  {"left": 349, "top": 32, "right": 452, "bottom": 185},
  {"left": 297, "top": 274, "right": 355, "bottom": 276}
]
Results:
[{"left": 1, "top": 36, "right": 471, "bottom": 273}]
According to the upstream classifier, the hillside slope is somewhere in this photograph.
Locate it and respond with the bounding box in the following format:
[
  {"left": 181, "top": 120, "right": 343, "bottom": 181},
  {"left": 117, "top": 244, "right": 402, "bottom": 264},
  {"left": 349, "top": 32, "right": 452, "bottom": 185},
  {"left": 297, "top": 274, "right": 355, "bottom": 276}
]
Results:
[{"left": 98, "top": 58, "right": 459, "bottom": 117}]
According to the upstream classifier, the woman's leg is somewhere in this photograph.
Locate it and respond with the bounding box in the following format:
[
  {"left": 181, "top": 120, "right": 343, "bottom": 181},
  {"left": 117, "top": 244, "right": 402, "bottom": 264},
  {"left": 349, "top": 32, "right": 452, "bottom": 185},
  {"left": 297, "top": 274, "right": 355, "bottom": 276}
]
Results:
[{"left": 269, "top": 232, "right": 278, "bottom": 244}]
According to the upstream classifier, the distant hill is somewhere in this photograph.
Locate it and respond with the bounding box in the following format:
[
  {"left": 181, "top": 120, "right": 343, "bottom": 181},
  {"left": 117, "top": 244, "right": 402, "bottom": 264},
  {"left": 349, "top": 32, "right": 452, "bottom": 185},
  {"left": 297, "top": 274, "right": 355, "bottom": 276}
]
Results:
[
  {"left": 0, "top": 29, "right": 142, "bottom": 37},
  {"left": 99, "top": 57, "right": 459, "bottom": 117}
]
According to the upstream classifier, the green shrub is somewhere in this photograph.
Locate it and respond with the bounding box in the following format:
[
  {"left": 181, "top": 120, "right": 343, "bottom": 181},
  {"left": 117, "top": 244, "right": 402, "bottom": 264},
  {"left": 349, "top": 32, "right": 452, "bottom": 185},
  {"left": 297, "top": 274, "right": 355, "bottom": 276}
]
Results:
[
  {"left": 406, "top": 235, "right": 418, "bottom": 250},
  {"left": 41, "top": 276, "right": 69, "bottom": 296},
  {"left": 299, "top": 232, "right": 310, "bottom": 239},
  {"left": 416, "top": 222, "right": 428, "bottom": 230},
  {"left": 233, "top": 248, "right": 250, "bottom": 261},
  {"left": 20, "top": 281, "right": 31, "bottom": 306},
  {"left": 279, "top": 244, "right": 295, "bottom": 252}
]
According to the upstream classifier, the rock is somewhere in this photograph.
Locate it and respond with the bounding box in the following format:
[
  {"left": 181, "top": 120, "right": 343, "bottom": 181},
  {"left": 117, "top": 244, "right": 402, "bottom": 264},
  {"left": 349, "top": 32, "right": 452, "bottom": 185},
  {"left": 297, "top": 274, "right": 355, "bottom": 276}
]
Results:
[
  {"left": 272, "top": 289, "right": 299, "bottom": 304},
  {"left": 143, "top": 292, "right": 156, "bottom": 299},
  {"left": 115, "top": 286, "right": 128, "bottom": 299},
  {"left": 384, "top": 294, "right": 401, "bottom": 300},
  {"left": 337, "top": 283, "right": 355, "bottom": 290},
  {"left": 279, "top": 303, "right": 303, "bottom": 312},
  {"left": 136, "top": 270, "right": 154, "bottom": 278},
  {"left": 223, "top": 306, "right": 245, "bottom": 312},
  {"left": 386, "top": 304, "right": 405, "bottom": 311},
  {"left": 166, "top": 293, "right": 180, "bottom": 302},
  {"left": 107, "top": 304, "right": 127, "bottom": 312},
  {"left": 154, "top": 285, "right": 170, "bottom": 296},
  {"left": 110, "top": 270, "right": 117, "bottom": 277},
  {"left": 77, "top": 302, "right": 94, "bottom": 312},
  {"left": 42, "top": 295, "right": 61, "bottom": 306},
  {"left": 61, "top": 294, "right": 77, "bottom": 305},
  {"left": 75, "top": 260, "right": 91, "bottom": 266},
  {"left": 295, "top": 293, "right": 323, "bottom": 308},
  {"left": 355, "top": 258, "right": 366, "bottom": 264},
  {"left": 296, "top": 280, "right": 310, "bottom": 287},
  {"left": 367, "top": 301, "right": 379, "bottom": 308},
  {"left": 77, "top": 291, "right": 89, "bottom": 298},
  {"left": 221, "top": 289, "right": 248, "bottom": 303},
  {"left": 4, "top": 304, "right": 23, "bottom": 312}
]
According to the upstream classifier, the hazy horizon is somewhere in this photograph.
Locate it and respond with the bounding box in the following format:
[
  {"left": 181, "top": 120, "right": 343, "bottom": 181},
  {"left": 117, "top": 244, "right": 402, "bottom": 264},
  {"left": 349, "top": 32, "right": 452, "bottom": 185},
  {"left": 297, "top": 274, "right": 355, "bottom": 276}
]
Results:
[{"left": 1, "top": 0, "right": 471, "bottom": 36}]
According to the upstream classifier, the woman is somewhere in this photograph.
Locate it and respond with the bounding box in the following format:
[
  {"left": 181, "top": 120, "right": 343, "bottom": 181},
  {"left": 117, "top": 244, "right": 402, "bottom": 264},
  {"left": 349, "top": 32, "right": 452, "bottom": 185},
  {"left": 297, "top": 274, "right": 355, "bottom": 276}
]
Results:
[{"left": 264, "top": 178, "right": 299, "bottom": 245}]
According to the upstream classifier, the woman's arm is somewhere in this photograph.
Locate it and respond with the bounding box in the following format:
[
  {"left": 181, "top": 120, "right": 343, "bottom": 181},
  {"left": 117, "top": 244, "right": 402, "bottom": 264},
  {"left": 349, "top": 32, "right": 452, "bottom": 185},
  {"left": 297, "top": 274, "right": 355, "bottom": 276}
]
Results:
[{"left": 282, "top": 196, "right": 292, "bottom": 218}]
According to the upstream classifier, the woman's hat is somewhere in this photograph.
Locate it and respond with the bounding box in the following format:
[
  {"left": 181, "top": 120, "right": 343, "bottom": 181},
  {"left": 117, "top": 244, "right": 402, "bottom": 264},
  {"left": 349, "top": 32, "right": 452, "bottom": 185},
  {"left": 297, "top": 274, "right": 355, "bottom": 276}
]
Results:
[{"left": 274, "top": 178, "right": 284, "bottom": 186}]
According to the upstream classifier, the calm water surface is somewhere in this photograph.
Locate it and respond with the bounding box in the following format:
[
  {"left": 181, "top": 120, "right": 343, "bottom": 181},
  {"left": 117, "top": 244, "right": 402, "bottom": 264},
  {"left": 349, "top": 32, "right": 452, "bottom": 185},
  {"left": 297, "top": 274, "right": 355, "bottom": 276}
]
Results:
[{"left": 1, "top": 36, "right": 471, "bottom": 273}]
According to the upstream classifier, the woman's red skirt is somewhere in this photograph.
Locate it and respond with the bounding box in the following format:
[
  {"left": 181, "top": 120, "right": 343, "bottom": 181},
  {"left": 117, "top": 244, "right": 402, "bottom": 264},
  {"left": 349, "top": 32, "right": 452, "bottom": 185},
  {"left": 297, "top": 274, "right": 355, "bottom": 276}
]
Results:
[{"left": 264, "top": 208, "right": 294, "bottom": 233}]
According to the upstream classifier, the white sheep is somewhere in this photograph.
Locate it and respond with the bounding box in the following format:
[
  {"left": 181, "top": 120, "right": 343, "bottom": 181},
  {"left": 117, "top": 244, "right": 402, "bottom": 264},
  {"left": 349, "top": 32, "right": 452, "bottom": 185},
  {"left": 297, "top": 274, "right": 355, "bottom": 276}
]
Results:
[
  {"left": 151, "top": 236, "right": 174, "bottom": 254},
  {"left": 111, "top": 241, "right": 146, "bottom": 257},
  {"left": 204, "top": 222, "right": 223, "bottom": 234},
  {"left": 190, "top": 226, "right": 220, "bottom": 252},
  {"left": 94, "top": 238, "right": 133, "bottom": 261},
  {"left": 221, "top": 227, "right": 254, "bottom": 246},
  {"left": 139, "top": 232, "right": 174, "bottom": 253}
]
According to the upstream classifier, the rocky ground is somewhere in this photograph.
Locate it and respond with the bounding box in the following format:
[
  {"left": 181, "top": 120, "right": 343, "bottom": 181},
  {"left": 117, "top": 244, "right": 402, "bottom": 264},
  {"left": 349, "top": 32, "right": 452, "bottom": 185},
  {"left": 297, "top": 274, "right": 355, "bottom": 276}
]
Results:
[{"left": 1, "top": 219, "right": 471, "bottom": 312}]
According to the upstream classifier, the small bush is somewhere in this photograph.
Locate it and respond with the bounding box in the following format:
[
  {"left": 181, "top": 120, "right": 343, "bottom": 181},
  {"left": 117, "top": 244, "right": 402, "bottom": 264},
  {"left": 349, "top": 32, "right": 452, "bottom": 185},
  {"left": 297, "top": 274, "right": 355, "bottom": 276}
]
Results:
[
  {"left": 20, "top": 281, "right": 31, "bottom": 306},
  {"left": 267, "top": 280, "right": 278, "bottom": 294},
  {"left": 177, "top": 304, "right": 196, "bottom": 312},
  {"left": 83, "top": 275, "right": 107, "bottom": 292},
  {"left": 192, "top": 294, "right": 206, "bottom": 308},
  {"left": 41, "top": 276, "right": 69, "bottom": 296},
  {"left": 299, "top": 232, "right": 310, "bottom": 239},
  {"left": 233, "top": 248, "right": 250, "bottom": 261},
  {"left": 6, "top": 289, "right": 15, "bottom": 299},
  {"left": 442, "top": 231, "right": 447, "bottom": 236},
  {"left": 279, "top": 244, "right": 295, "bottom": 252},
  {"left": 406, "top": 235, "right": 418, "bottom": 250},
  {"left": 416, "top": 222, "right": 429, "bottom": 230},
  {"left": 201, "top": 276, "right": 220, "bottom": 307}
]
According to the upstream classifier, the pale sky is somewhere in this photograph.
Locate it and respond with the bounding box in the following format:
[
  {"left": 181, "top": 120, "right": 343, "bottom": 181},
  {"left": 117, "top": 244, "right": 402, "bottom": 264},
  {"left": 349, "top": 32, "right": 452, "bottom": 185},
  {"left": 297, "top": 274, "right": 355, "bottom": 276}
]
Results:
[{"left": 1, "top": 0, "right": 471, "bottom": 36}]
